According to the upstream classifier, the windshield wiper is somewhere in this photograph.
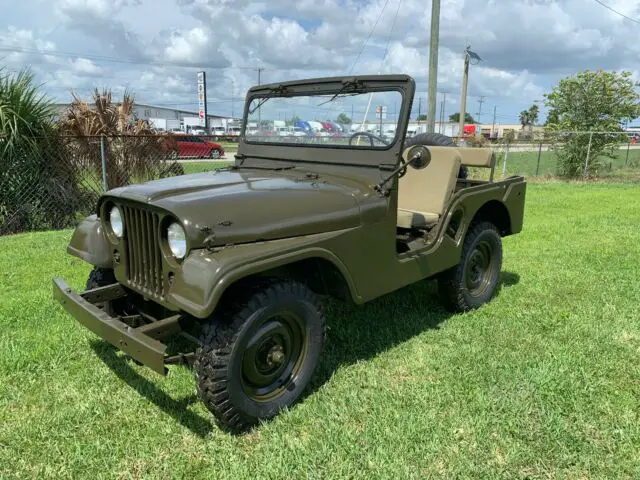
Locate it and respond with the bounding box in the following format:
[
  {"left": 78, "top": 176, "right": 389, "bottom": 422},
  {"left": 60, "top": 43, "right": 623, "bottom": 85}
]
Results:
[
  {"left": 248, "top": 84, "right": 290, "bottom": 114},
  {"left": 316, "top": 79, "right": 364, "bottom": 106},
  {"left": 248, "top": 97, "right": 270, "bottom": 114},
  {"left": 232, "top": 163, "right": 296, "bottom": 171}
]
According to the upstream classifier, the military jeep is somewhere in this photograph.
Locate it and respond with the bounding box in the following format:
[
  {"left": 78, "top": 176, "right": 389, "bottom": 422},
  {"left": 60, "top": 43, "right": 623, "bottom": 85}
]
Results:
[{"left": 53, "top": 75, "right": 526, "bottom": 432}]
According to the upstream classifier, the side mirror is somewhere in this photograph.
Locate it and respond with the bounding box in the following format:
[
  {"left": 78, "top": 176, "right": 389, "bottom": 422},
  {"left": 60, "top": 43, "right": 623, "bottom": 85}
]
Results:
[{"left": 406, "top": 145, "right": 431, "bottom": 170}]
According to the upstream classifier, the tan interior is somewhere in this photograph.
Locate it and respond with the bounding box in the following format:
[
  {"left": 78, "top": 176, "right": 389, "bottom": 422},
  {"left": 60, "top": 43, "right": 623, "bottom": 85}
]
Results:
[
  {"left": 458, "top": 148, "right": 496, "bottom": 168},
  {"left": 397, "top": 147, "right": 462, "bottom": 229}
]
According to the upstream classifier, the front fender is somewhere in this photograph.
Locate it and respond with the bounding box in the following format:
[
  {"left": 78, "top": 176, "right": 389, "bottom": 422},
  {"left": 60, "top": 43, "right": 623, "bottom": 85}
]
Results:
[
  {"left": 67, "top": 215, "right": 113, "bottom": 269},
  {"left": 166, "top": 231, "right": 360, "bottom": 319}
]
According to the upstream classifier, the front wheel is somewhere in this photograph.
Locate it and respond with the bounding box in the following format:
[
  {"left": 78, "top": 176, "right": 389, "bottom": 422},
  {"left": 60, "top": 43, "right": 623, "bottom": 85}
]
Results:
[
  {"left": 437, "top": 221, "right": 503, "bottom": 312},
  {"left": 194, "top": 280, "right": 325, "bottom": 432},
  {"left": 85, "top": 267, "right": 127, "bottom": 316},
  {"left": 209, "top": 148, "right": 221, "bottom": 159}
]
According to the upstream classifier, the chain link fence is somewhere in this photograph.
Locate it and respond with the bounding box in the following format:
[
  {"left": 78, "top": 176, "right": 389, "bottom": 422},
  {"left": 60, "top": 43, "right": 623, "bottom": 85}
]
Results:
[
  {"left": 0, "top": 134, "right": 200, "bottom": 236},
  {"left": 3, "top": 131, "right": 639, "bottom": 236},
  {"left": 481, "top": 131, "right": 640, "bottom": 181}
]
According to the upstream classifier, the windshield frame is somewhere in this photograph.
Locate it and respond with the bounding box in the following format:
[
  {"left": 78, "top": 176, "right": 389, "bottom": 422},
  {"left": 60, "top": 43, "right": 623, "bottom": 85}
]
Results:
[
  {"left": 242, "top": 87, "right": 404, "bottom": 152},
  {"left": 237, "top": 75, "right": 416, "bottom": 169}
]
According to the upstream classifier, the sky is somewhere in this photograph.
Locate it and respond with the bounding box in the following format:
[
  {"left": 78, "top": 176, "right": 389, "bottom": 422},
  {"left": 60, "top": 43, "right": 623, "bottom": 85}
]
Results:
[{"left": 1, "top": 0, "right": 640, "bottom": 125}]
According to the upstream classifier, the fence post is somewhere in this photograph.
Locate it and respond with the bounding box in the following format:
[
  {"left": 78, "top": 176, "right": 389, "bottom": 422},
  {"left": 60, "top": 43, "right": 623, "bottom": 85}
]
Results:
[
  {"left": 502, "top": 142, "right": 509, "bottom": 178},
  {"left": 535, "top": 141, "right": 542, "bottom": 176},
  {"left": 625, "top": 139, "right": 631, "bottom": 166},
  {"left": 100, "top": 135, "right": 108, "bottom": 191},
  {"left": 583, "top": 132, "right": 593, "bottom": 178}
]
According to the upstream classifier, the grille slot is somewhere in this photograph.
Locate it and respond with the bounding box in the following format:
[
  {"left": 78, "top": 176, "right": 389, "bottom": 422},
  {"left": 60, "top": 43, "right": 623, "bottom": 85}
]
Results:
[{"left": 122, "top": 205, "right": 164, "bottom": 297}]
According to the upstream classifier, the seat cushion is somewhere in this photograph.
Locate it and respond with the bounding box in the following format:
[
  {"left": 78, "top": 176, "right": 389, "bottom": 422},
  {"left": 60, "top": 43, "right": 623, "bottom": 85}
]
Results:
[{"left": 397, "top": 208, "right": 440, "bottom": 229}]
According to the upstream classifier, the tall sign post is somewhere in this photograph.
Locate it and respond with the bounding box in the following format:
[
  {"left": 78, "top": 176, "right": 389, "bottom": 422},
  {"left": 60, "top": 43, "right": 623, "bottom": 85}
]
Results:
[
  {"left": 376, "top": 105, "right": 387, "bottom": 137},
  {"left": 197, "top": 71, "right": 207, "bottom": 129}
]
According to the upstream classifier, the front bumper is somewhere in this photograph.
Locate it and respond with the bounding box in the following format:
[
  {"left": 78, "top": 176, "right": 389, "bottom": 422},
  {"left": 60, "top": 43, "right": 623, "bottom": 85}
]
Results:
[{"left": 52, "top": 278, "right": 168, "bottom": 375}]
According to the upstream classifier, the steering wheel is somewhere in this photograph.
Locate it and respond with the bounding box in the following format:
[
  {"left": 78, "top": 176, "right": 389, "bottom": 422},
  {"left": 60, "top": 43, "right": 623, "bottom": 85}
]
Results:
[{"left": 348, "top": 131, "right": 389, "bottom": 147}]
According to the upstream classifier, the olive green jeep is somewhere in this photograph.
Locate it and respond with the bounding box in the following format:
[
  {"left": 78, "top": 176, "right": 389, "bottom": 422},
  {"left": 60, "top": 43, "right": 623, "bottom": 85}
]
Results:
[{"left": 53, "top": 75, "right": 526, "bottom": 432}]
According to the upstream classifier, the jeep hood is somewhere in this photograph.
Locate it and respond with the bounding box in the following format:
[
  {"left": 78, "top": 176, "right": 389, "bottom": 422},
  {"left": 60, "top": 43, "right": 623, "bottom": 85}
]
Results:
[{"left": 105, "top": 168, "right": 374, "bottom": 247}]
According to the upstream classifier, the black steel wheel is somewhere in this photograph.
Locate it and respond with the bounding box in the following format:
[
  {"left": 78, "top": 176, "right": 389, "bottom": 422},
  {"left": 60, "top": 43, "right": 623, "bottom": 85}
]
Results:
[
  {"left": 437, "top": 221, "right": 502, "bottom": 312},
  {"left": 194, "top": 280, "right": 325, "bottom": 432}
]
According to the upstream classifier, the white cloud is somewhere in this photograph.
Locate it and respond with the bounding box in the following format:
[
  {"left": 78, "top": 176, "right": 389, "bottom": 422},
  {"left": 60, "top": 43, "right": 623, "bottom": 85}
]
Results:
[
  {"left": 70, "top": 58, "right": 103, "bottom": 75},
  {"left": 0, "top": 0, "right": 639, "bottom": 123}
]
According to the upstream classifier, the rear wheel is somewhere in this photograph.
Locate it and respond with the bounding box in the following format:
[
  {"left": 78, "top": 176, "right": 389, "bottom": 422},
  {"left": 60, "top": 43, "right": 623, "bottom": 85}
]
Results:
[
  {"left": 194, "top": 280, "right": 325, "bottom": 432},
  {"left": 209, "top": 148, "right": 221, "bottom": 159},
  {"left": 438, "top": 221, "right": 502, "bottom": 311}
]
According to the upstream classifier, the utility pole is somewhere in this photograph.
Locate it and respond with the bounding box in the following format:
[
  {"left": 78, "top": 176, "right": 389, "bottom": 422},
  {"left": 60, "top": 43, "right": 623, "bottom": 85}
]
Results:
[
  {"left": 418, "top": 97, "right": 422, "bottom": 120},
  {"left": 491, "top": 105, "right": 496, "bottom": 139},
  {"left": 458, "top": 44, "right": 481, "bottom": 141},
  {"left": 426, "top": 0, "right": 441, "bottom": 133},
  {"left": 256, "top": 67, "right": 264, "bottom": 127},
  {"left": 458, "top": 52, "right": 470, "bottom": 140},
  {"left": 476, "top": 95, "right": 485, "bottom": 123},
  {"left": 230, "top": 79, "right": 235, "bottom": 119},
  {"left": 440, "top": 92, "right": 447, "bottom": 133}
]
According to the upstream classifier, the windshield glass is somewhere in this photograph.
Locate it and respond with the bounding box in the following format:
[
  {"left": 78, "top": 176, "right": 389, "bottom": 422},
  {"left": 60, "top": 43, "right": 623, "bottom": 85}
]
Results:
[{"left": 243, "top": 89, "right": 403, "bottom": 149}]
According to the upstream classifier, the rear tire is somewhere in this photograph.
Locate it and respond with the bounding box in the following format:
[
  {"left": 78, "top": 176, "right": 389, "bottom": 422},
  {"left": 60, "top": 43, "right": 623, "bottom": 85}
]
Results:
[
  {"left": 403, "top": 132, "right": 467, "bottom": 179},
  {"left": 438, "top": 221, "right": 502, "bottom": 312},
  {"left": 209, "top": 148, "right": 221, "bottom": 159},
  {"left": 194, "top": 280, "right": 325, "bottom": 432}
]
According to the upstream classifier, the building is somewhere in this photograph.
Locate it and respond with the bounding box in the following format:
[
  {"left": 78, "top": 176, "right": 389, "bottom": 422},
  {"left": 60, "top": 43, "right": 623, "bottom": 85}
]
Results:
[{"left": 54, "top": 102, "right": 237, "bottom": 132}]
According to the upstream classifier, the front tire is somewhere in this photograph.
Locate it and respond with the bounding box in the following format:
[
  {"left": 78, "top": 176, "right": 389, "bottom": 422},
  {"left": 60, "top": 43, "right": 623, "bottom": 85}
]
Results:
[
  {"left": 209, "top": 148, "right": 221, "bottom": 159},
  {"left": 438, "top": 221, "right": 503, "bottom": 312},
  {"left": 85, "top": 267, "right": 126, "bottom": 316},
  {"left": 194, "top": 280, "right": 325, "bottom": 432}
]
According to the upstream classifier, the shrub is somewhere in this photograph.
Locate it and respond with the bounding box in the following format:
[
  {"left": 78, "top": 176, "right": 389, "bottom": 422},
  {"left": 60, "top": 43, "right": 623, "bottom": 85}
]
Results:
[
  {"left": 59, "top": 89, "right": 181, "bottom": 188},
  {"left": 0, "top": 68, "right": 80, "bottom": 234}
]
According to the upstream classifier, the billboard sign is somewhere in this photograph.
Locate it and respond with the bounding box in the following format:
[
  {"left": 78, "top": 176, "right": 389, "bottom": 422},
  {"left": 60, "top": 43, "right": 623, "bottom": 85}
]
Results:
[
  {"left": 375, "top": 105, "right": 387, "bottom": 119},
  {"left": 197, "top": 71, "right": 207, "bottom": 127}
]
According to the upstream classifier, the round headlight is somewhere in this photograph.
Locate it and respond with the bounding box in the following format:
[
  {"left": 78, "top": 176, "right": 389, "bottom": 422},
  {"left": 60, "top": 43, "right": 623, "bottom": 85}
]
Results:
[
  {"left": 167, "top": 222, "right": 187, "bottom": 259},
  {"left": 110, "top": 206, "right": 124, "bottom": 238}
]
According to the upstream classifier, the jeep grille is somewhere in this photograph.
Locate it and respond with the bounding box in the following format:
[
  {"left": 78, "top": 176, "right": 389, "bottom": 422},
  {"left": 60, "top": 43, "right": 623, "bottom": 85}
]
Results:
[{"left": 122, "top": 205, "right": 164, "bottom": 297}]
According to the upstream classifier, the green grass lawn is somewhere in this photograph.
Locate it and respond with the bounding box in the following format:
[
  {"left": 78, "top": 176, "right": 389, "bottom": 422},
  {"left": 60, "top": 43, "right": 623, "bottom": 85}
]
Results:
[
  {"left": 181, "top": 161, "right": 230, "bottom": 175},
  {"left": 2, "top": 183, "right": 640, "bottom": 478},
  {"left": 497, "top": 147, "right": 640, "bottom": 179}
]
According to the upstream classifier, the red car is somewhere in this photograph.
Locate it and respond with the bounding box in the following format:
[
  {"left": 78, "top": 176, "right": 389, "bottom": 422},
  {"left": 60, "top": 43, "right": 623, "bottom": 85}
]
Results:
[{"left": 171, "top": 135, "right": 225, "bottom": 159}]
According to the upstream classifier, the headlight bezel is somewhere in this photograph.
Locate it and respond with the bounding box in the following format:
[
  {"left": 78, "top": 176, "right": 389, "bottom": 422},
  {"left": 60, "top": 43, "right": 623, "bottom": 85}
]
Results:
[
  {"left": 166, "top": 221, "right": 188, "bottom": 261},
  {"left": 105, "top": 204, "right": 124, "bottom": 240}
]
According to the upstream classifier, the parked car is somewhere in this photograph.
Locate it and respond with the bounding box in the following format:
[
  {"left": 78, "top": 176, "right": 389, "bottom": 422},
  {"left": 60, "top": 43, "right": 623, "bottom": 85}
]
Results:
[
  {"left": 210, "top": 126, "right": 226, "bottom": 137},
  {"left": 168, "top": 134, "right": 225, "bottom": 159}
]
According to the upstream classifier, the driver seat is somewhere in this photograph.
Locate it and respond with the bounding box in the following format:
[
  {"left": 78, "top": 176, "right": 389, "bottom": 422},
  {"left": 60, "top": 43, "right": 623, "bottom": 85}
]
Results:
[{"left": 396, "top": 149, "right": 461, "bottom": 229}]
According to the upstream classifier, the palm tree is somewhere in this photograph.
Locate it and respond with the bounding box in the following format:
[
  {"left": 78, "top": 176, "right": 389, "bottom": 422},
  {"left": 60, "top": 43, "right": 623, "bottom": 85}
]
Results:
[
  {"left": 59, "top": 89, "right": 181, "bottom": 188},
  {"left": 0, "top": 67, "right": 79, "bottom": 234}
]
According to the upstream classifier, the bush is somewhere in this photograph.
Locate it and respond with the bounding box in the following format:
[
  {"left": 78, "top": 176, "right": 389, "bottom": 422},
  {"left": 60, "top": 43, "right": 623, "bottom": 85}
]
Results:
[
  {"left": 60, "top": 89, "right": 180, "bottom": 188},
  {"left": 551, "top": 132, "right": 625, "bottom": 179},
  {"left": 0, "top": 68, "right": 81, "bottom": 235}
]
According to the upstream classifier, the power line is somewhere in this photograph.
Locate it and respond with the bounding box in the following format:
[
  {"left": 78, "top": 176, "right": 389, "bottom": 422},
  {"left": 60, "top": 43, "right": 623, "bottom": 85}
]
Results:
[
  {"left": 592, "top": 0, "right": 640, "bottom": 24},
  {"left": 378, "top": 0, "right": 403, "bottom": 71},
  {"left": 348, "top": 0, "right": 391, "bottom": 74},
  {"left": 0, "top": 46, "right": 260, "bottom": 70}
]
